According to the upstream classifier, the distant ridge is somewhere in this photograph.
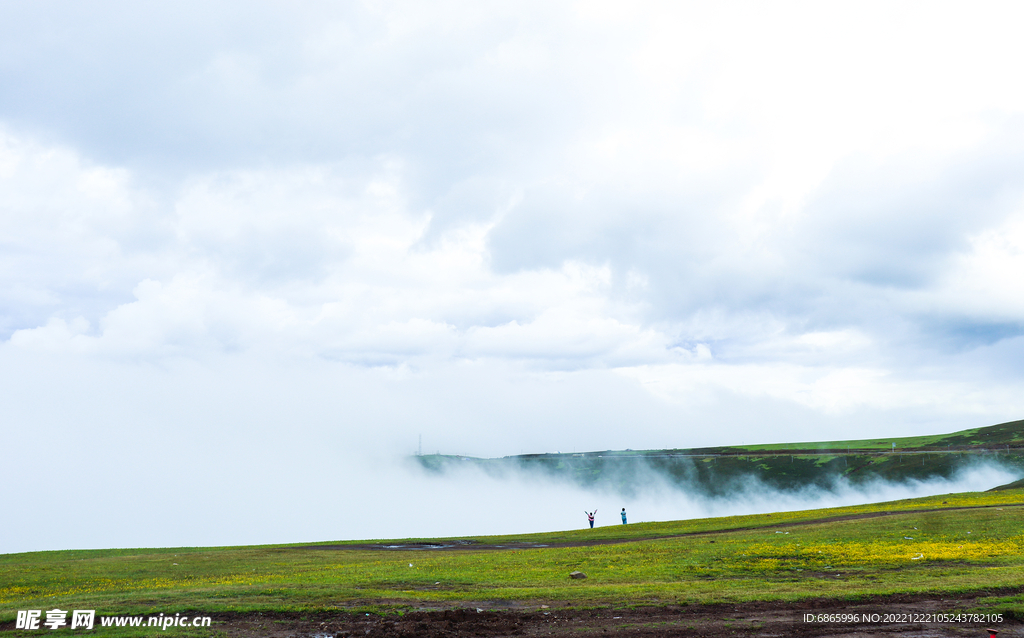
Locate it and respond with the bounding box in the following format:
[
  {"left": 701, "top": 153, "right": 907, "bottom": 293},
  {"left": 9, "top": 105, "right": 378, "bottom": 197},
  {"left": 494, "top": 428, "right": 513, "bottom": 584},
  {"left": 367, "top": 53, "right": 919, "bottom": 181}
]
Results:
[{"left": 417, "top": 419, "right": 1024, "bottom": 497}]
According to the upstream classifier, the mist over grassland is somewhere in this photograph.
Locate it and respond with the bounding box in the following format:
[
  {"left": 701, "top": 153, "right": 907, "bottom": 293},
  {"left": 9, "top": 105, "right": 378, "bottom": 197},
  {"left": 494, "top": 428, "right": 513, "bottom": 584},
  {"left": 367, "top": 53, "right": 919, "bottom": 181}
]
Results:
[
  {"left": 406, "top": 455, "right": 1018, "bottom": 537},
  {"left": 2, "top": 343, "right": 1020, "bottom": 556},
  {"left": 410, "top": 420, "right": 1024, "bottom": 536}
]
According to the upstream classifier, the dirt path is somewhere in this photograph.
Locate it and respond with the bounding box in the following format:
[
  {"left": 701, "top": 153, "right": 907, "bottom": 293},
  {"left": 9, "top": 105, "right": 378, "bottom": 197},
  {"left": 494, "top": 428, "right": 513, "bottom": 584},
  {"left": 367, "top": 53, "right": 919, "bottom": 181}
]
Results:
[
  {"left": 297, "top": 503, "right": 1024, "bottom": 552},
  {"left": 199, "top": 590, "right": 1022, "bottom": 637}
]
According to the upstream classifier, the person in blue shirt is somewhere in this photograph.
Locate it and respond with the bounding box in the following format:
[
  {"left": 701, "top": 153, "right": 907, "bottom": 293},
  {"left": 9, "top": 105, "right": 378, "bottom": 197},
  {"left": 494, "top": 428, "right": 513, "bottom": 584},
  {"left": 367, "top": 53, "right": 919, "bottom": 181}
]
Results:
[{"left": 621, "top": 508, "right": 627, "bottom": 524}]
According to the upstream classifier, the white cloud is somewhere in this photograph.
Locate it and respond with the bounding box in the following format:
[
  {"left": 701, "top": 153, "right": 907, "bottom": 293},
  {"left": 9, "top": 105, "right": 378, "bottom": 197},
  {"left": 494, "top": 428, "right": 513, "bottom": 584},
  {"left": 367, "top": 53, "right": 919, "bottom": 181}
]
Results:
[
  {"left": 4, "top": 1, "right": 1024, "bottom": 552},
  {"left": 924, "top": 208, "right": 1024, "bottom": 321},
  {"left": 616, "top": 360, "right": 1023, "bottom": 419}
]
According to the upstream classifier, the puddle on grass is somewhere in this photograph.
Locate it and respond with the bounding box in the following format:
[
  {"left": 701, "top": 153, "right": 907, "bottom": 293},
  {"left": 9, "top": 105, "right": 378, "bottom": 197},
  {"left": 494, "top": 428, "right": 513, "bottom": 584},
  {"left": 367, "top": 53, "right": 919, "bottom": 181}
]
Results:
[
  {"left": 373, "top": 540, "right": 550, "bottom": 550},
  {"left": 377, "top": 540, "right": 477, "bottom": 550}
]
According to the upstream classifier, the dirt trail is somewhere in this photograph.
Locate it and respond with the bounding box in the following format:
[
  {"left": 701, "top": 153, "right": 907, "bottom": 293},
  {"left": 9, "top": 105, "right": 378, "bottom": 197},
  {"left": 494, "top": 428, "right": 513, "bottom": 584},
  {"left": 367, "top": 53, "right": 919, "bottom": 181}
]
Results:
[{"left": 297, "top": 503, "right": 1024, "bottom": 552}]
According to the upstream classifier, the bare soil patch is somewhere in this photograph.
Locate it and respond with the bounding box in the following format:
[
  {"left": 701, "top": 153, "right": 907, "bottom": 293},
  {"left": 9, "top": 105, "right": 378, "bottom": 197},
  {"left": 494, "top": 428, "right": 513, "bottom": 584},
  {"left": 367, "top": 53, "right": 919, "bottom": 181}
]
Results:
[{"left": 206, "top": 591, "right": 1022, "bottom": 637}]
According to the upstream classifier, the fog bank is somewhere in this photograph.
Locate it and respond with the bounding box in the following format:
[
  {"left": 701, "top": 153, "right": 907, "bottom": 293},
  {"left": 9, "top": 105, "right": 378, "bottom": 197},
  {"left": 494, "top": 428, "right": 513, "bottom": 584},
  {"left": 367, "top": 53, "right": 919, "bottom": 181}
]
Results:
[
  {"left": 397, "top": 458, "right": 1020, "bottom": 537},
  {"left": 2, "top": 349, "right": 1021, "bottom": 555},
  {"left": 4, "top": 412, "right": 1017, "bottom": 554}
]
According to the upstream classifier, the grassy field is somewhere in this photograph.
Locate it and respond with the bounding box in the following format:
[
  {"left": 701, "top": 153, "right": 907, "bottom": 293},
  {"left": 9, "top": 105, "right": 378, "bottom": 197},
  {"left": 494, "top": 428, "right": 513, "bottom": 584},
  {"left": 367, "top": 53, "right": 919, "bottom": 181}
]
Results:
[
  {"left": 4, "top": 489, "right": 1024, "bottom": 634},
  {"left": 730, "top": 418, "right": 1024, "bottom": 452}
]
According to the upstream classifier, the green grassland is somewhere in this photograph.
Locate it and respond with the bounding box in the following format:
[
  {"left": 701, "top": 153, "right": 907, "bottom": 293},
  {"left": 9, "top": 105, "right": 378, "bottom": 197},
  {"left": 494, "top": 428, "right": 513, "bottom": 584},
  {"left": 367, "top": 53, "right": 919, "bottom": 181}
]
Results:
[
  {"left": 731, "top": 418, "right": 1024, "bottom": 451},
  {"left": 5, "top": 489, "right": 1024, "bottom": 630}
]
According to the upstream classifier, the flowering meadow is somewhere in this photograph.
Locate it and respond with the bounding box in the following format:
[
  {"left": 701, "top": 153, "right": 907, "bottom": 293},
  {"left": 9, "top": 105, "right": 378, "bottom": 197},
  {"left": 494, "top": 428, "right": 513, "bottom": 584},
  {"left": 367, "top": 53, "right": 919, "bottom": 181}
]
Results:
[{"left": 3, "top": 490, "right": 1024, "bottom": 629}]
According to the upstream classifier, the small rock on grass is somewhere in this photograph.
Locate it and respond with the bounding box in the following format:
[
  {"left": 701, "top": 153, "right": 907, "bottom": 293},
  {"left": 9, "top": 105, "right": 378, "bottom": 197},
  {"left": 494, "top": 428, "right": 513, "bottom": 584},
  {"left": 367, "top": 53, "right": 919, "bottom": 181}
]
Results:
[{"left": 569, "top": 571, "right": 587, "bottom": 579}]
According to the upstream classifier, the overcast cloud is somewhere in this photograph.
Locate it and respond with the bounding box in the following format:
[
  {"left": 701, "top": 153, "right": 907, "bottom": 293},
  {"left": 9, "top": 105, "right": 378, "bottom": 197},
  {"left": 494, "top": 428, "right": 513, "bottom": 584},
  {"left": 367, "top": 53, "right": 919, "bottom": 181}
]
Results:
[{"left": 3, "top": 1, "right": 1024, "bottom": 553}]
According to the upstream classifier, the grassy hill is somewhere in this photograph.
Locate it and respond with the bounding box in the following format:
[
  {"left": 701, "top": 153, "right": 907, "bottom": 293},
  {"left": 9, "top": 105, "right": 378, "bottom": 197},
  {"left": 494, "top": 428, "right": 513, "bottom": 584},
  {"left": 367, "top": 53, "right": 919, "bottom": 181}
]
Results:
[
  {"left": 416, "top": 419, "right": 1024, "bottom": 497},
  {"left": 3, "top": 490, "right": 1024, "bottom": 625}
]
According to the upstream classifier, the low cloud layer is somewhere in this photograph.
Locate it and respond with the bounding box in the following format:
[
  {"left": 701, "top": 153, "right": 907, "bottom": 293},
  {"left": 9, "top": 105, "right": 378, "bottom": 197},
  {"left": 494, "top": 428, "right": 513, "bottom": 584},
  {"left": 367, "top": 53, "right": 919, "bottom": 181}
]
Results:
[{"left": 3, "top": 2, "right": 1024, "bottom": 553}]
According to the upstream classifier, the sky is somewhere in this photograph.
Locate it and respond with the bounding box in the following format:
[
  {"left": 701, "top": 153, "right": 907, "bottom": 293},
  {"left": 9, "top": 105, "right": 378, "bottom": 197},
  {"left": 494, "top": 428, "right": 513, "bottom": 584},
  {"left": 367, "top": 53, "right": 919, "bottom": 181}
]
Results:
[{"left": 3, "top": 1, "right": 1024, "bottom": 554}]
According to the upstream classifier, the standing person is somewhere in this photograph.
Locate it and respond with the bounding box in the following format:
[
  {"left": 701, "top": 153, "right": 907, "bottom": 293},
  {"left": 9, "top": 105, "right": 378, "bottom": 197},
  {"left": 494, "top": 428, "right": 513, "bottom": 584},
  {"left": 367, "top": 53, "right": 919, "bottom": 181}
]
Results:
[
  {"left": 621, "top": 508, "right": 627, "bottom": 524},
  {"left": 585, "top": 510, "right": 597, "bottom": 528}
]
